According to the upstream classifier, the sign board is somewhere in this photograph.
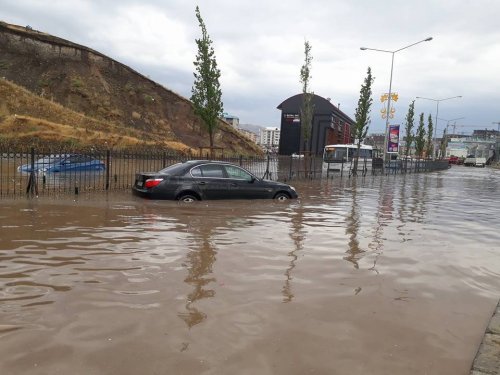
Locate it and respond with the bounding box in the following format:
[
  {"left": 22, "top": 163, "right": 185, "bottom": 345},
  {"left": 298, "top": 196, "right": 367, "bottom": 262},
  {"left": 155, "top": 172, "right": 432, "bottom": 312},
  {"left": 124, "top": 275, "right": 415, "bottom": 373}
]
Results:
[{"left": 387, "top": 125, "right": 400, "bottom": 153}]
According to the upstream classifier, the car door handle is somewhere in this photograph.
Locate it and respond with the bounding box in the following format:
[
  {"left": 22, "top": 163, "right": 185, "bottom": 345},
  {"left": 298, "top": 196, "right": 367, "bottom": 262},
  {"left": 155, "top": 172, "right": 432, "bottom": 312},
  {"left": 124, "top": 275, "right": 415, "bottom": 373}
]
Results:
[
  {"left": 230, "top": 183, "right": 237, "bottom": 187},
  {"left": 198, "top": 181, "right": 206, "bottom": 185}
]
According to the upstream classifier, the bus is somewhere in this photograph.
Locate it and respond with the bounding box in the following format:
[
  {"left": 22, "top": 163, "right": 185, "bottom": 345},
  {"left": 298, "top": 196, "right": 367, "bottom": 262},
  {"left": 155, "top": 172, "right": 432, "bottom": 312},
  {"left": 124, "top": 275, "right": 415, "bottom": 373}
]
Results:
[{"left": 322, "top": 144, "right": 374, "bottom": 175}]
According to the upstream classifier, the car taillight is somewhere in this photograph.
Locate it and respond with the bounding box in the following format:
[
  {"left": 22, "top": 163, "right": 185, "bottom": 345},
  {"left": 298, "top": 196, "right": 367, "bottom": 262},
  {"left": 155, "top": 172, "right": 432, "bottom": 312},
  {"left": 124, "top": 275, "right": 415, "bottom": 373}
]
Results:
[{"left": 144, "top": 178, "right": 163, "bottom": 189}]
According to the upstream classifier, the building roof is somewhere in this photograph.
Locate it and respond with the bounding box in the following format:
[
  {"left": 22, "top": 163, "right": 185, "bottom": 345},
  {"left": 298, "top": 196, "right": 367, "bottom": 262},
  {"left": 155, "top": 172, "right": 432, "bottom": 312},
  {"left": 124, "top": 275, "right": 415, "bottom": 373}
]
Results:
[
  {"left": 277, "top": 93, "right": 354, "bottom": 124},
  {"left": 222, "top": 112, "right": 239, "bottom": 119}
]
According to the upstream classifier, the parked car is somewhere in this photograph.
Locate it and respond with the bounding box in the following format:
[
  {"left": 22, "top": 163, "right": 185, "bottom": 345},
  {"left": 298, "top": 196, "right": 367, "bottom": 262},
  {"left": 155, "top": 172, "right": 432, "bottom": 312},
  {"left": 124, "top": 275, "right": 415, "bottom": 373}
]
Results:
[
  {"left": 132, "top": 160, "right": 298, "bottom": 201},
  {"left": 18, "top": 154, "right": 105, "bottom": 173}
]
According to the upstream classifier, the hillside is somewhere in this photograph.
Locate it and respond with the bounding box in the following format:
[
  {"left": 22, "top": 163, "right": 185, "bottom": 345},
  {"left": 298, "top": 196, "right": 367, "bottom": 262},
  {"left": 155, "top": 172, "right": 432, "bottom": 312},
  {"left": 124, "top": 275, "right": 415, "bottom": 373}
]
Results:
[{"left": 0, "top": 21, "right": 261, "bottom": 154}]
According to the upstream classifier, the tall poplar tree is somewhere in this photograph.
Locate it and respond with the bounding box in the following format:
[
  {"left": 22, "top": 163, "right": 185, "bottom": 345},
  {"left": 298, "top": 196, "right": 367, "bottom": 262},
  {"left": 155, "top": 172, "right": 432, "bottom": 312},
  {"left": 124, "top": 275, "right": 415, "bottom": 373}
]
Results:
[
  {"left": 191, "top": 6, "right": 223, "bottom": 154},
  {"left": 300, "top": 40, "right": 314, "bottom": 153},
  {"left": 352, "top": 67, "right": 374, "bottom": 175},
  {"left": 426, "top": 114, "right": 434, "bottom": 158},
  {"left": 403, "top": 100, "right": 415, "bottom": 169},
  {"left": 414, "top": 112, "right": 427, "bottom": 158},
  {"left": 439, "top": 127, "right": 448, "bottom": 159}
]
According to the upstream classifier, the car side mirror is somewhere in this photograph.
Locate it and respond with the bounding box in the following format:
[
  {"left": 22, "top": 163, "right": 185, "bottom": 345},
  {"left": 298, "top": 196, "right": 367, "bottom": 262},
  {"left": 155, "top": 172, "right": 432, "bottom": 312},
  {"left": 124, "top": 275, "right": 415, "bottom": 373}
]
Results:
[{"left": 249, "top": 176, "right": 256, "bottom": 183}]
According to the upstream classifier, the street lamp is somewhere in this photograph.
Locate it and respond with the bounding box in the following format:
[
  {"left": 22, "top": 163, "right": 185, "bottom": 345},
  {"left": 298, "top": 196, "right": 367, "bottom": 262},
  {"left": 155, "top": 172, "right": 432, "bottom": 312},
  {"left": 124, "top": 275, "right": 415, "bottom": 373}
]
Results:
[
  {"left": 360, "top": 37, "right": 432, "bottom": 169},
  {"left": 415, "top": 95, "right": 462, "bottom": 158}
]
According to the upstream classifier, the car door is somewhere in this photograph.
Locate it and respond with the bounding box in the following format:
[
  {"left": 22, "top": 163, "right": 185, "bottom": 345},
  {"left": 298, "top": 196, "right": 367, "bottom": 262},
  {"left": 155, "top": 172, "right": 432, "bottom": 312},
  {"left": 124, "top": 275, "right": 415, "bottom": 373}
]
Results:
[
  {"left": 191, "top": 164, "right": 230, "bottom": 199},
  {"left": 223, "top": 165, "right": 270, "bottom": 199}
]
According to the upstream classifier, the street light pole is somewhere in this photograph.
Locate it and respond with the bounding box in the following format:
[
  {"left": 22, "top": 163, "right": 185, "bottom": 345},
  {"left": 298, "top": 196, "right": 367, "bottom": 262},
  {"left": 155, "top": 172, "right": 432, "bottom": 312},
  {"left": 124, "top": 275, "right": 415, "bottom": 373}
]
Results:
[
  {"left": 415, "top": 96, "right": 462, "bottom": 158},
  {"left": 360, "top": 37, "right": 432, "bottom": 170}
]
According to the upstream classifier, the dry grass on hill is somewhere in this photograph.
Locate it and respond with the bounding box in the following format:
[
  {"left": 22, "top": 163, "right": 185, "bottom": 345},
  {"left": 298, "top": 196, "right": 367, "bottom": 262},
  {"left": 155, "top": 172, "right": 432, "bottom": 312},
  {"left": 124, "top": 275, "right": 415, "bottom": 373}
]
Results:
[{"left": 0, "top": 79, "right": 193, "bottom": 152}]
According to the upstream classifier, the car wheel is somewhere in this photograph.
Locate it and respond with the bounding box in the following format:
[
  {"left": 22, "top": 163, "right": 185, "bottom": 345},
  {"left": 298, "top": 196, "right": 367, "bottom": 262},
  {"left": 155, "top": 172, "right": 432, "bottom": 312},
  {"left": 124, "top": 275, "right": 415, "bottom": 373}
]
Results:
[
  {"left": 274, "top": 192, "right": 290, "bottom": 201},
  {"left": 178, "top": 194, "right": 199, "bottom": 203}
]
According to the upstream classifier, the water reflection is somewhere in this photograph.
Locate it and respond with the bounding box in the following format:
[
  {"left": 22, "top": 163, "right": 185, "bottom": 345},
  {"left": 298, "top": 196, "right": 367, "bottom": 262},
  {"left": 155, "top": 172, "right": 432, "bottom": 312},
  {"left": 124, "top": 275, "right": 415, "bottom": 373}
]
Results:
[
  {"left": 344, "top": 181, "right": 363, "bottom": 269},
  {"left": 282, "top": 201, "right": 306, "bottom": 303},
  {"left": 178, "top": 213, "right": 217, "bottom": 328},
  {"left": 368, "top": 179, "right": 389, "bottom": 274}
]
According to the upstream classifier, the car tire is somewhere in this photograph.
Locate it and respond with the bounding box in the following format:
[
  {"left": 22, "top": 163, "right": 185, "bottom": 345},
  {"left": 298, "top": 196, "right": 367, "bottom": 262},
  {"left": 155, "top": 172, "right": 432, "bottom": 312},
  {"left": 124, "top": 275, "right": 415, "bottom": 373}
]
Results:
[
  {"left": 274, "top": 192, "right": 290, "bottom": 201},
  {"left": 178, "top": 194, "right": 199, "bottom": 203}
]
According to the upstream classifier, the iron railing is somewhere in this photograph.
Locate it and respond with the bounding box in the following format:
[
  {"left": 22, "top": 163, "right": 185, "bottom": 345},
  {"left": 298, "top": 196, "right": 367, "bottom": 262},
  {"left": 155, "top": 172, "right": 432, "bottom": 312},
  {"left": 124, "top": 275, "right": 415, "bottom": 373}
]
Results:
[{"left": 0, "top": 147, "right": 450, "bottom": 197}]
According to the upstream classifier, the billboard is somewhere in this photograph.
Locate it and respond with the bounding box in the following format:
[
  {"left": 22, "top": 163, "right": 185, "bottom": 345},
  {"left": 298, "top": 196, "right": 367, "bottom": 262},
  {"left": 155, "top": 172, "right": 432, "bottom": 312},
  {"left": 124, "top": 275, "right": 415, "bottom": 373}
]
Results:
[{"left": 387, "top": 125, "right": 400, "bottom": 153}]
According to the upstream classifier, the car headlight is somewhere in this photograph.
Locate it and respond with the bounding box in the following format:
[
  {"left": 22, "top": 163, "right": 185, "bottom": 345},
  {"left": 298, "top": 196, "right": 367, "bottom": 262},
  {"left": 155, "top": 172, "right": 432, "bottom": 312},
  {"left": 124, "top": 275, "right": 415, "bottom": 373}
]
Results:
[{"left": 290, "top": 186, "right": 296, "bottom": 191}]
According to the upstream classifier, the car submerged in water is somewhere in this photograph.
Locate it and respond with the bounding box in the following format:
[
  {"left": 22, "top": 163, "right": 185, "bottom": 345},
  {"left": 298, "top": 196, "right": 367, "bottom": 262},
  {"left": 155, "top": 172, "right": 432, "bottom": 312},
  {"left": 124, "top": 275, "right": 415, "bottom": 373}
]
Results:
[
  {"left": 18, "top": 154, "right": 106, "bottom": 173},
  {"left": 132, "top": 160, "right": 298, "bottom": 202}
]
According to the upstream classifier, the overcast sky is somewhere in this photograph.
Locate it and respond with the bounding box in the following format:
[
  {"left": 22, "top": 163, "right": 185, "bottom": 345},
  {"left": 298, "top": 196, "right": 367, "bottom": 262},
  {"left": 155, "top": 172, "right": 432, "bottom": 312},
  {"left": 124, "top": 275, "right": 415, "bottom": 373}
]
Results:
[{"left": 3, "top": 0, "right": 500, "bottom": 135}]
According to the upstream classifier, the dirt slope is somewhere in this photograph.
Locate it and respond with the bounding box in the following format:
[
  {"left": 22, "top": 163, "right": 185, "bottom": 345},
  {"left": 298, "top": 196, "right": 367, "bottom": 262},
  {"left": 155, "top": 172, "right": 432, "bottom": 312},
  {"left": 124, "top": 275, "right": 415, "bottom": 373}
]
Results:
[{"left": 0, "top": 21, "right": 260, "bottom": 154}]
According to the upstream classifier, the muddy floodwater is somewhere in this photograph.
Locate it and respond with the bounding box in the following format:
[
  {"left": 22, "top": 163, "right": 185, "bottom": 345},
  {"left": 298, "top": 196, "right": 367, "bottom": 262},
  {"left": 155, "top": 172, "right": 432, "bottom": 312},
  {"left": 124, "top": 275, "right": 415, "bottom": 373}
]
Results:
[{"left": 1, "top": 166, "right": 499, "bottom": 375}]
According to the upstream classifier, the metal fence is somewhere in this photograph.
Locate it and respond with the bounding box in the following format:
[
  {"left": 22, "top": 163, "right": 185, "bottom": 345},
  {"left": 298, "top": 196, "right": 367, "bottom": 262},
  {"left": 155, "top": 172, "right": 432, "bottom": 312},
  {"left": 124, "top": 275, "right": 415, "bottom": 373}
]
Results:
[{"left": 0, "top": 147, "right": 450, "bottom": 197}]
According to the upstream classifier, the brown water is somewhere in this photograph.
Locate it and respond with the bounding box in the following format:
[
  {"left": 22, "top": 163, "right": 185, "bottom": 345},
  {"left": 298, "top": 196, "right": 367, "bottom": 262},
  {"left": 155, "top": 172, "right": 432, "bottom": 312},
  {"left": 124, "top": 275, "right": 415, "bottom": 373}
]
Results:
[{"left": 1, "top": 166, "right": 499, "bottom": 375}]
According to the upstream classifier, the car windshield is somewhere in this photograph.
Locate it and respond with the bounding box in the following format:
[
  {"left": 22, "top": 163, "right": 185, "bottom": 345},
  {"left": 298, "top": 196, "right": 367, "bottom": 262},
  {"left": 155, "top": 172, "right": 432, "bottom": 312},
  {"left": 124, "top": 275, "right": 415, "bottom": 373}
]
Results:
[{"left": 158, "top": 163, "right": 190, "bottom": 175}]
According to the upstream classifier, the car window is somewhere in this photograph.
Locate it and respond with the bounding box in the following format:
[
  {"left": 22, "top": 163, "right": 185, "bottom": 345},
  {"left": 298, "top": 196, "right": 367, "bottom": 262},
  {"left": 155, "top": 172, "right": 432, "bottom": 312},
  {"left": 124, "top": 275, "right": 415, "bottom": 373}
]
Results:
[
  {"left": 35, "top": 156, "right": 64, "bottom": 164},
  {"left": 191, "top": 166, "right": 202, "bottom": 177},
  {"left": 67, "top": 155, "right": 93, "bottom": 163},
  {"left": 199, "top": 164, "right": 225, "bottom": 178},
  {"left": 159, "top": 163, "right": 190, "bottom": 175},
  {"left": 224, "top": 165, "right": 253, "bottom": 181}
]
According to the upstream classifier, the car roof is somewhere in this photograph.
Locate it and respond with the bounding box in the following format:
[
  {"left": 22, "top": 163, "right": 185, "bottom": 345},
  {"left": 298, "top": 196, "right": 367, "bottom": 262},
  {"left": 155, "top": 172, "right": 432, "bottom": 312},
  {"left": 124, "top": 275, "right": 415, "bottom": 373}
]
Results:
[{"left": 182, "top": 160, "right": 238, "bottom": 166}]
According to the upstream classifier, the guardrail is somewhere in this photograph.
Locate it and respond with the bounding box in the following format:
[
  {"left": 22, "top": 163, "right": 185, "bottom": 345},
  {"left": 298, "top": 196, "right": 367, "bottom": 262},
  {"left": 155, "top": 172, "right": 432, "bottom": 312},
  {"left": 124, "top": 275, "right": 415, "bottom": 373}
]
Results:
[{"left": 0, "top": 147, "right": 450, "bottom": 197}]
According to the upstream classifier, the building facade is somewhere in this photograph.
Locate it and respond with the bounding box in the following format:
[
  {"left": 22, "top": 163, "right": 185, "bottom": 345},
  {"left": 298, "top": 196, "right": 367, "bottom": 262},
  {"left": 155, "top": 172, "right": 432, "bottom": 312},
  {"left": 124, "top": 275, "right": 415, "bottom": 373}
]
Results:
[
  {"left": 222, "top": 113, "right": 239, "bottom": 128},
  {"left": 277, "top": 94, "right": 355, "bottom": 155},
  {"left": 259, "top": 127, "right": 280, "bottom": 151}
]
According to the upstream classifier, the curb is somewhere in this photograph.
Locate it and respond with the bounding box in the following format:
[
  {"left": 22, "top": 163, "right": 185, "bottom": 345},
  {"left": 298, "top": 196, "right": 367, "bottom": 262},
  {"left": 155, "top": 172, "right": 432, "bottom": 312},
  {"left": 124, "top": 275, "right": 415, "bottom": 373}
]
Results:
[{"left": 470, "top": 301, "right": 500, "bottom": 374}]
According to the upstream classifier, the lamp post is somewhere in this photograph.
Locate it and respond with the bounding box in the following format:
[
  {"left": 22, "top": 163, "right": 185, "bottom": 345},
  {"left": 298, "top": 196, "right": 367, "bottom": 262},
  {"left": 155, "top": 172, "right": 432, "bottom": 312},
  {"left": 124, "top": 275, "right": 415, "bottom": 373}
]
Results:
[
  {"left": 415, "top": 96, "right": 462, "bottom": 158},
  {"left": 361, "top": 37, "right": 432, "bottom": 169}
]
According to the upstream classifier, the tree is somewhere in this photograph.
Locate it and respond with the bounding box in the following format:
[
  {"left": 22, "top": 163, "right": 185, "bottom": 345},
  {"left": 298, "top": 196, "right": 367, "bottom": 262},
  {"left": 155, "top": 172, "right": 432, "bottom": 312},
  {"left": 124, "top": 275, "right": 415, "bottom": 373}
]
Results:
[
  {"left": 403, "top": 100, "right": 415, "bottom": 170},
  {"left": 426, "top": 114, "right": 434, "bottom": 159},
  {"left": 414, "top": 112, "right": 427, "bottom": 158},
  {"left": 352, "top": 67, "right": 374, "bottom": 175},
  {"left": 191, "top": 6, "right": 223, "bottom": 155},
  {"left": 299, "top": 40, "right": 314, "bottom": 154},
  {"left": 439, "top": 127, "right": 448, "bottom": 159}
]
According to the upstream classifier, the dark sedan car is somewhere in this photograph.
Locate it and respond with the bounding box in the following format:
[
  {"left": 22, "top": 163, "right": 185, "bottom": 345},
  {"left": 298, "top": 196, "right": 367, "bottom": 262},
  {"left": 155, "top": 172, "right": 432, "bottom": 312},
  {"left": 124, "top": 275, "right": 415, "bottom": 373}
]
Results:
[{"left": 132, "top": 160, "right": 298, "bottom": 201}]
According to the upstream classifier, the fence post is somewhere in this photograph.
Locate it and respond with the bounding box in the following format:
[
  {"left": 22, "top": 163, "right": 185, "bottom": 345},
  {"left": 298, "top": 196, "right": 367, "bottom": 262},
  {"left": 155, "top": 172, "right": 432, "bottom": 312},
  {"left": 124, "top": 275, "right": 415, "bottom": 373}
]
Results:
[
  {"left": 26, "top": 147, "right": 38, "bottom": 197},
  {"left": 105, "top": 149, "right": 110, "bottom": 190},
  {"left": 263, "top": 153, "right": 271, "bottom": 180}
]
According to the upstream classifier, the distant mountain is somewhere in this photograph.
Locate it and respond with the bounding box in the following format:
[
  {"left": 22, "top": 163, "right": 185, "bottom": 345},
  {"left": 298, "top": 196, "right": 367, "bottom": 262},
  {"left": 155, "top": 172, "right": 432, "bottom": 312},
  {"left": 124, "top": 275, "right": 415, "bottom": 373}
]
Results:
[{"left": 0, "top": 21, "right": 261, "bottom": 154}]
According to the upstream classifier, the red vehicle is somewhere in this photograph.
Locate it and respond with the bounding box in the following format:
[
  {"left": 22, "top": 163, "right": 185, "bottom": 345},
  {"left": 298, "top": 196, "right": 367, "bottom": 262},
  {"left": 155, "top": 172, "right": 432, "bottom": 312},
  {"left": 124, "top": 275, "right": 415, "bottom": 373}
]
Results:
[{"left": 448, "top": 156, "right": 459, "bottom": 165}]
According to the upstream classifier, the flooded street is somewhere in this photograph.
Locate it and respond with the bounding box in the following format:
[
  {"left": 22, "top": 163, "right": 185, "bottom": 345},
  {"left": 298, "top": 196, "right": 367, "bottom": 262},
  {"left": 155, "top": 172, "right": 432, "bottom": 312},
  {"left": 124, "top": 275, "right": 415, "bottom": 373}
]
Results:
[{"left": 1, "top": 166, "right": 499, "bottom": 375}]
